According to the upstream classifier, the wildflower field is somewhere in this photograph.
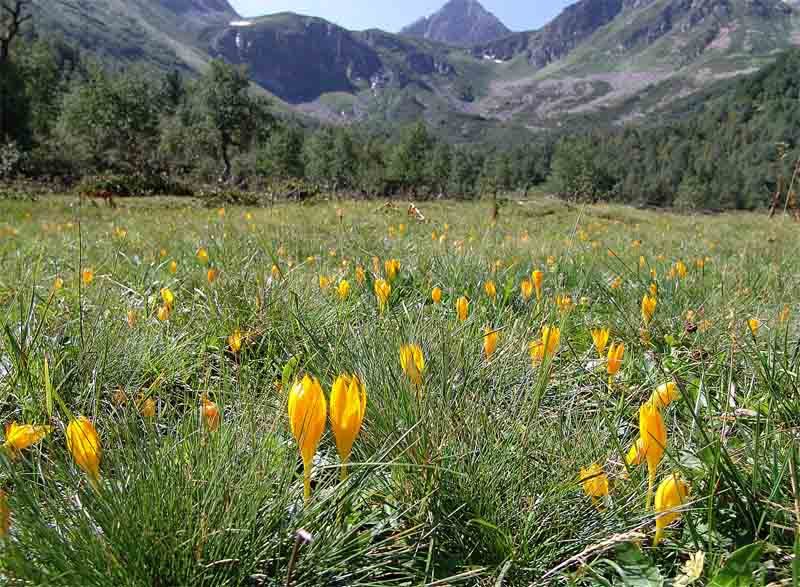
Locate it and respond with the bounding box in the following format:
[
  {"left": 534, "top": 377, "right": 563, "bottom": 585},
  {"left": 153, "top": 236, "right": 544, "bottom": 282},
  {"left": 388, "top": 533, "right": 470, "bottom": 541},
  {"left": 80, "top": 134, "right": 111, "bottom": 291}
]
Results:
[{"left": 0, "top": 196, "right": 798, "bottom": 586}]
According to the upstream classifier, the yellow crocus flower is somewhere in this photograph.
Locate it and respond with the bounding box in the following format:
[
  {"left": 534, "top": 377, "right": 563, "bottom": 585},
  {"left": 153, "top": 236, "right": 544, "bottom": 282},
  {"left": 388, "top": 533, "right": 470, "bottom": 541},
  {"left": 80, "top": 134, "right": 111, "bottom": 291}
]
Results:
[
  {"left": 374, "top": 279, "right": 391, "bottom": 313},
  {"left": 651, "top": 382, "right": 678, "bottom": 409},
  {"left": 66, "top": 417, "right": 101, "bottom": 487},
  {"left": 288, "top": 375, "right": 327, "bottom": 502},
  {"left": 384, "top": 259, "right": 401, "bottom": 281},
  {"left": 399, "top": 344, "right": 425, "bottom": 387},
  {"left": 590, "top": 328, "right": 610, "bottom": 358},
  {"left": 456, "top": 296, "right": 469, "bottom": 321},
  {"left": 201, "top": 394, "right": 220, "bottom": 432},
  {"left": 607, "top": 342, "right": 625, "bottom": 377},
  {"left": 579, "top": 463, "right": 609, "bottom": 498},
  {"left": 532, "top": 270, "right": 544, "bottom": 301},
  {"left": 642, "top": 294, "right": 657, "bottom": 326},
  {"left": 529, "top": 326, "right": 560, "bottom": 364},
  {"left": 329, "top": 374, "right": 367, "bottom": 479},
  {"left": 520, "top": 279, "right": 533, "bottom": 302},
  {"left": 640, "top": 402, "right": 667, "bottom": 510},
  {"left": 160, "top": 287, "right": 174, "bottom": 310},
  {"left": 654, "top": 474, "right": 690, "bottom": 546},
  {"left": 3, "top": 422, "right": 51, "bottom": 458},
  {"left": 483, "top": 327, "right": 499, "bottom": 358},
  {"left": 228, "top": 329, "right": 243, "bottom": 354},
  {"left": 138, "top": 397, "right": 156, "bottom": 419},
  {"left": 157, "top": 305, "right": 170, "bottom": 322}
]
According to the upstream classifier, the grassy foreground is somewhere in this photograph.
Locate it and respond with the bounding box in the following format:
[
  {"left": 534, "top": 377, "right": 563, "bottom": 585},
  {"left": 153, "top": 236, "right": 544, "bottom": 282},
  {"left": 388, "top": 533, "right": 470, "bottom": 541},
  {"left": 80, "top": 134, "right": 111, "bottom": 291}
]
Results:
[{"left": 0, "top": 196, "right": 798, "bottom": 586}]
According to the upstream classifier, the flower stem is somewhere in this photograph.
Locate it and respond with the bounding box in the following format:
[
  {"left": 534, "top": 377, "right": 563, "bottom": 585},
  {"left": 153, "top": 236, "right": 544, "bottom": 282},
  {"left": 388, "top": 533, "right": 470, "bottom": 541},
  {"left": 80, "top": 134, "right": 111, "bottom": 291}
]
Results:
[{"left": 303, "top": 461, "right": 312, "bottom": 504}]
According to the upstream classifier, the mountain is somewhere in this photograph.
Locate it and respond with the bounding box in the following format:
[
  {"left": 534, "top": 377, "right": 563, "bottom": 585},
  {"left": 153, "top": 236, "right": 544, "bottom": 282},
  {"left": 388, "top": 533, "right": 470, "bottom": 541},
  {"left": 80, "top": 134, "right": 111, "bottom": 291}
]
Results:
[
  {"left": 468, "top": 0, "right": 799, "bottom": 128},
  {"left": 400, "top": 0, "right": 511, "bottom": 47},
  {"left": 26, "top": 0, "right": 238, "bottom": 70},
  {"left": 21, "top": 0, "right": 800, "bottom": 141}
]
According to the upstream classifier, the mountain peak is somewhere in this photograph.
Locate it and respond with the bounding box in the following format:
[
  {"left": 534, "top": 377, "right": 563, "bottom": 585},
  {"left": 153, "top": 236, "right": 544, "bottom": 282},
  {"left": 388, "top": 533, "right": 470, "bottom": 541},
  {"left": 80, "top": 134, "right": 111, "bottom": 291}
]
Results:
[{"left": 400, "top": 0, "right": 510, "bottom": 47}]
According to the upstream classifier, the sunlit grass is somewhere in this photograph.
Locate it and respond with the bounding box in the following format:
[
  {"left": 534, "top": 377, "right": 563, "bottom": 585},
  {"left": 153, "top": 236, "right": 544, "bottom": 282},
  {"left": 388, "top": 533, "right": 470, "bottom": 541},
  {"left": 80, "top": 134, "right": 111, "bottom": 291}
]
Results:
[{"left": 0, "top": 196, "right": 797, "bottom": 585}]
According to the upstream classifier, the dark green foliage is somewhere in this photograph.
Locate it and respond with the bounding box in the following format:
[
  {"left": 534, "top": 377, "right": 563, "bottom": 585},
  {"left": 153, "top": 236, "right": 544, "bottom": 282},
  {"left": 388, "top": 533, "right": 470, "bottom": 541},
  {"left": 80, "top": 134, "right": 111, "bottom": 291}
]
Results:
[
  {"left": 196, "top": 59, "right": 273, "bottom": 180},
  {"left": 56, "top": 64, "right": 163, "bottom": 173},
  {"left": 388, "top": 121, "right": 435, "bottom": 192},
  {"left": 0, "top": 59, "right": 31, "bottom": 145},
  {"left": 549, "top": 136, "right": 614, "bottom": 203},
  {"left": 257, "top": 123, "right": 305, "bottom": 180},
  {"left": 302, "top": 127, "right": 358, "bottom": 191},
  {"left": 76, "top": 173, "right": 193, "bottom": 198}
]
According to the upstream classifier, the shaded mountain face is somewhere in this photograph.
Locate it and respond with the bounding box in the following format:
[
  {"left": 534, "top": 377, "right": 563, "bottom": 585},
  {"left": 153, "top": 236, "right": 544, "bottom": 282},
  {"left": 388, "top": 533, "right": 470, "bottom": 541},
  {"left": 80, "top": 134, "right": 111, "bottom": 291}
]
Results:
[
  {"left": 207, "top": 14, "right": 458, "bottom": 103},
  {"left": 208, "top": 15, "right": 384, "bottom": 103},
  {"left": 400, "top": 0, "right": 510, "bottom": 47}
]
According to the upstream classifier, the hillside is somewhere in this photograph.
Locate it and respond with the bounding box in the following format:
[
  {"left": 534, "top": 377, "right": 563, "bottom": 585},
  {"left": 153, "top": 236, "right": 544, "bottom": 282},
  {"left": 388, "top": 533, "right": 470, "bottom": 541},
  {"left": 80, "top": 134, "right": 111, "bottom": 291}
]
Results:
[
  {"left": 400, "top": 0, "right": 511, "bottom": 47},
  {"left": 26, "top": 0, "right": 237, "bottom": 70}
]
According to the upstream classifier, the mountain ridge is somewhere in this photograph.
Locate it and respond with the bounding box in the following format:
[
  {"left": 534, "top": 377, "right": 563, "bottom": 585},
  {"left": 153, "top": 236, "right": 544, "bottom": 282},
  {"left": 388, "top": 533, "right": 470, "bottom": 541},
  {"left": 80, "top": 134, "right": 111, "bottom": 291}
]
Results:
[{"left": 400, "top": 0, "right": 511, "bottom": 47}]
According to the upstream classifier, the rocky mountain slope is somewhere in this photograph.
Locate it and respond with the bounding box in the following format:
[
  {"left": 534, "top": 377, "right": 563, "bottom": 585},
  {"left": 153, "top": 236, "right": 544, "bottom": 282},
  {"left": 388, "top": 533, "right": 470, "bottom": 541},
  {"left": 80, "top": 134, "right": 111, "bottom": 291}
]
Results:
[
  {"left": 27, "top": 0, "right": 238, "bottom": 70},
  {"left": 400, "top": 0, "right": 510, "bottom": 47}
]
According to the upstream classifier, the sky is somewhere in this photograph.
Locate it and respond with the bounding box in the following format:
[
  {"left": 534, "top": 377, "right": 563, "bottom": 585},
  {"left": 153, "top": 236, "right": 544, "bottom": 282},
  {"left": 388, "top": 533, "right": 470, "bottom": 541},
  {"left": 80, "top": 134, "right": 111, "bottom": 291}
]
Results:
[{"left": 228, "top": 0, "right": 574, "bottom": 33}]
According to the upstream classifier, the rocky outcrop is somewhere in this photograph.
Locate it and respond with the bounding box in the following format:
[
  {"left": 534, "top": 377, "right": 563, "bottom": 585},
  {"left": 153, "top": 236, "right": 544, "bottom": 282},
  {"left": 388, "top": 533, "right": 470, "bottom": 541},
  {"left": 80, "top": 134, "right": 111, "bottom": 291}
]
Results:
[
  {"left": 473, "top": 0, "right": 793, "bottom": 67},
  {"left": 209, "top": 16, "right": 384, "bottom": 103},
  {"left": 400, "top": 0, "right": 510, "bottom": 47},
  {"left": 473, "top": 0, "right": 625, "bottom": 64}
]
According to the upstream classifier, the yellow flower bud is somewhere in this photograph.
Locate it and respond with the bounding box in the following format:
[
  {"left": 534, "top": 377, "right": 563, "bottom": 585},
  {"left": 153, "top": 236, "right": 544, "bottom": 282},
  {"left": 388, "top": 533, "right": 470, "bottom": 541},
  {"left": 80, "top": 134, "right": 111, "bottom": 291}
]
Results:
[
  {"left": 329, "top": 374, "right": 367, "bottom": 479},
  {"left": 66, "top": 417, "right": 101, "bottom": 486},
  {"left": 653, "top": 474, "right": 689, "bottom": 546},
  {"left": 456, "top": 296, "right": 469, "bottom": 321},
  {"left": 288, "top": 375, "right": 327, "bottom": 502},
  {"left": 399, "top": 344, "right": 425, "bottom": 387},
  {"left": 483, "top": 327, "right": 499, "bottom": 358}
]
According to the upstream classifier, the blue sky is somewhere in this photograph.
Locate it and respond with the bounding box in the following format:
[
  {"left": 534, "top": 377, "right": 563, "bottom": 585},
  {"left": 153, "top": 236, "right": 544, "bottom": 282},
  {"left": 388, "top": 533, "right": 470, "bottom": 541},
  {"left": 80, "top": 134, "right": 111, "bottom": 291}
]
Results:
[{"left": 228, "top": 1, "right": 574, "bottom": 33}]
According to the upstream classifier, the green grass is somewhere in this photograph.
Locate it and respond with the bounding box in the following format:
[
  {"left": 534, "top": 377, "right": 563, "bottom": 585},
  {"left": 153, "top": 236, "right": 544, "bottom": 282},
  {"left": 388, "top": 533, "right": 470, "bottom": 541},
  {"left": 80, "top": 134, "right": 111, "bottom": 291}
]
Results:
[{"left": 0, "top": 196, "right": 798, "bottom": 585}]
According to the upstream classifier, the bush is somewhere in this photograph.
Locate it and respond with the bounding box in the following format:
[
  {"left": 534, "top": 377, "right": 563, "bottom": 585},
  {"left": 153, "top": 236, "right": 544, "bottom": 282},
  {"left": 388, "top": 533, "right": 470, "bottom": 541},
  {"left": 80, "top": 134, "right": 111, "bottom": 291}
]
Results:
[{"left": 76, "top": 174, "right": 193, "bottom": 198}]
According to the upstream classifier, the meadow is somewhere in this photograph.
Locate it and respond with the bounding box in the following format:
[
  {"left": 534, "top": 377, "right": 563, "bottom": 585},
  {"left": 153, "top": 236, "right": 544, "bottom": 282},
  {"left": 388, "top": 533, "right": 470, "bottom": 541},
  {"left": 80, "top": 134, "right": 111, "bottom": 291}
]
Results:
[{"left": 0, "top": 196, "right": 797, "bottom": 586}]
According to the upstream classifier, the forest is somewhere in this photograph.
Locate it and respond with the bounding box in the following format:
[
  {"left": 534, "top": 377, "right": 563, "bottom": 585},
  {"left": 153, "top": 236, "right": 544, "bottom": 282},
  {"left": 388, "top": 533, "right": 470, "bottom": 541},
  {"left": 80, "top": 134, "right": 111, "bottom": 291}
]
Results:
[{"left": 2, "top": 26, "right": 800, "bottom": 210}]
